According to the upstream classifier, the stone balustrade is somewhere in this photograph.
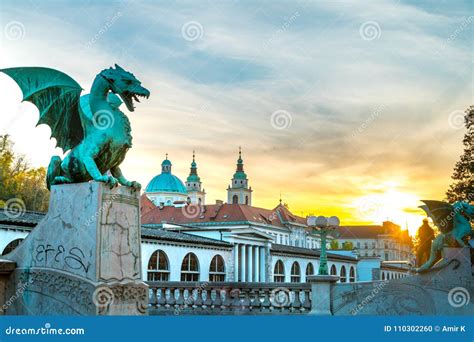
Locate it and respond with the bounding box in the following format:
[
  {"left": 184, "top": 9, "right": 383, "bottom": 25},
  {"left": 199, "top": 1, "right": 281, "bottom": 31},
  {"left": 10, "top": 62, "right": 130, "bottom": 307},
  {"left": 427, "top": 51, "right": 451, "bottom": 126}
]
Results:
[{"left": 147, "top": 281, "right": 312, "bottom": 315}]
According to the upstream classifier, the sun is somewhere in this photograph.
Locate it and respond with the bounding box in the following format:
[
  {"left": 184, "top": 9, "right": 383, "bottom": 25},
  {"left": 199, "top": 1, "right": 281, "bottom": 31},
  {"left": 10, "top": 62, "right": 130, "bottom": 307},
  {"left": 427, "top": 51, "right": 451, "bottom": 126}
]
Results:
[{"left": 352, "top": 182, "right": 427, "bottom": 236}]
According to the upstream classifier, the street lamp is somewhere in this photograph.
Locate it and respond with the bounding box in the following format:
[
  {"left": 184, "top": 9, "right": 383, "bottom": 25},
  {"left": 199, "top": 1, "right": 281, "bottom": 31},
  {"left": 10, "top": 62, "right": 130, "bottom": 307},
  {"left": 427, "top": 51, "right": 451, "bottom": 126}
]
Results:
[{"left": 307, "top": 215, "right": 340, "bottom": 275}]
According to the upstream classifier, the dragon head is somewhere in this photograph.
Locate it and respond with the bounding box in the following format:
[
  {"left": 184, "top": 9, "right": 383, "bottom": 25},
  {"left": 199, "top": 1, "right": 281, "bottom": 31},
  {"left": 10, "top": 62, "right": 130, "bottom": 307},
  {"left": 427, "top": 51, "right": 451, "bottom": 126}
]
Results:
[{"left": 101, "top": 64, "right": 150, "bottom": 112}]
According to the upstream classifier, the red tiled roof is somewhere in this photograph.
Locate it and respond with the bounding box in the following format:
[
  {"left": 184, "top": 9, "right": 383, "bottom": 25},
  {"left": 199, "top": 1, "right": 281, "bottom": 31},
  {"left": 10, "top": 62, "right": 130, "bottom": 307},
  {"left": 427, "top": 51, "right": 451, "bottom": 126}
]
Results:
[
  {"left": 140, "top": 194, "right": 156, "bottom": 216},
  {"left": 337, "top": 221, "right": 412, "bottom": 244},
  {"left": 337, "top": 225, "right": 386, "bottom": 239},
  {"left": 141, "top": 202, "right": 307, "bottom": 228}
]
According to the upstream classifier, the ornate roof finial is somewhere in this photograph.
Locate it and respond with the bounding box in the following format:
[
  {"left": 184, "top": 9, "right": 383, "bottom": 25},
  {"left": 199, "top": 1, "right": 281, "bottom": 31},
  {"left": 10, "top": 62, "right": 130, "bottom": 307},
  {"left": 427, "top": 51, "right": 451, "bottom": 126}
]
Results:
[
  {"left": 279, "top": 192, "right": 282, "bottom": 205},
  {"left": 192, "top": 149, "right": 195, "bottom": 162},
  {"left": 165, "top": 152, "right": 168, "bottom": 160}
]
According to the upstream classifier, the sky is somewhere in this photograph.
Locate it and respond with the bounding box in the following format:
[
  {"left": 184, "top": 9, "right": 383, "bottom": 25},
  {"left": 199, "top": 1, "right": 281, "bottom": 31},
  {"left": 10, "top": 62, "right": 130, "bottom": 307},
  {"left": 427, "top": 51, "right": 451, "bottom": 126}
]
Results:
[{"left": 0, "top": 0, "right": 472, "bottom": 235}]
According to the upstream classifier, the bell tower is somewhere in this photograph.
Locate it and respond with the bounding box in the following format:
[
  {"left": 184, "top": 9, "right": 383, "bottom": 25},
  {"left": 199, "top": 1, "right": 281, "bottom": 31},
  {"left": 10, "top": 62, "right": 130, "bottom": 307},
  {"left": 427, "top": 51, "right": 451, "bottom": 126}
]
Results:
[
  {"left": 186, "top": 150, "right": 205, "bottom": 205},
  {"left": 227, "top": 147, "right": 252, "bottom": 205}
]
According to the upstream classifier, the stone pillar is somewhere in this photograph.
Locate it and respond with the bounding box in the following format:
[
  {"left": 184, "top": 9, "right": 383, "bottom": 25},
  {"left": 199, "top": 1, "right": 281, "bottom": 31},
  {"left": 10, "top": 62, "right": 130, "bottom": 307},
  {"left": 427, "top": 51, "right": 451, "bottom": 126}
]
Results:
[
  {"left": 234, "top": 243, "right": 239, "bottom": 282},
  {"left": 240, "top": 244, "right": 246, "bottom": 282},
  {"left": 254, "top": 246, "right": 259, "bottom": 282},
  {"left": 3, "top": 182, "right": 148, "bottom": 315},
  {"left": 259, "top": 247, "right": 266, "bottom": 282},
  {"left": 307, "top": 275, "right": 339, "bottom": 315},
  {"left": 248, "top": 245, "right": 253, "bottom": 282}
]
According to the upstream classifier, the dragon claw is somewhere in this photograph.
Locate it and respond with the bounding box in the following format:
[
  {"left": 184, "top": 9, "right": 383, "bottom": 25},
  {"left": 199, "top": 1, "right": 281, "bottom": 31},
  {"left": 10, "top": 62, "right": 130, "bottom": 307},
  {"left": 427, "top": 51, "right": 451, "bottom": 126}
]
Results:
[
  {"left": 127, "top": 181, "right": 141, "bottom": 191},
  {"left": 97, "top": 175, "right": 118, "bottom": 188}
]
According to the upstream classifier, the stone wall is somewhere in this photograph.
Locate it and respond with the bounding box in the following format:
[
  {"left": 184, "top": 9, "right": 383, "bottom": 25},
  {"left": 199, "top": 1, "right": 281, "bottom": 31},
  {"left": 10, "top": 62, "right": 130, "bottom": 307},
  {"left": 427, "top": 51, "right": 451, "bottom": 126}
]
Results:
[
  {"left": 2, "top": 182, "right": 148, "bottom": 315},
  {"left": 331, "top": 248, "right": 473, "bottom": 315}
]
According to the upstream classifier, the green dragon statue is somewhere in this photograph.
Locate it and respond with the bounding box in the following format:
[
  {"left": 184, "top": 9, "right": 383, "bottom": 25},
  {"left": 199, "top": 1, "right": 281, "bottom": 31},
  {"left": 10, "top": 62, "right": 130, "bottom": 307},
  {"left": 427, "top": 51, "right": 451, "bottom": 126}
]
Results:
[
  {"left": 1, "top": 65, "right": 150, "bottom": 190},
  {"left": 416, "top": 200, "right": 474, "bottom": 272}
]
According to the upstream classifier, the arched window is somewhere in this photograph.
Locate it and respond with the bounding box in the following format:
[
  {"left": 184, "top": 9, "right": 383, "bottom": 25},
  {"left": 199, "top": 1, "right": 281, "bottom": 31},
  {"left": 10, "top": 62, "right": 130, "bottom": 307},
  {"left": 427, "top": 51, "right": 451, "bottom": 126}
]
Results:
[
  {"left": 147, "top": 250, "right": 169, "bottom": 281},
  {"left": 330, "top": 264, "right": 337, "bottom": 276},
  {"left": 382, "top": 272, "right": 385, "bottom": 280},
  {"left": 232, "top": 195, "right": 238, "bottom": 204},
  {"left": 340, "top": 265, "right": 347, "bottom": 282},
  {"left": 181, "top": 253, "right": 199, "bottom": 281},
  {"left": 209, "top": 255, "right": 225, "bottom": 282},
  {"left": 273, "top": 260, "right": 285, "bottom": 282},
  {"left": 349, "top": 266, "right": 355, "bottom": 282},
  {"left": 245, "top": 196, "right": 249, "bottom": 205},
  {"left": 2, "top": 238, "right": 23, "bottom": 255},
  {"left": 305, "top": 263, "right": 314, "bottom": 281},
  {"left": 290, "top": 262, "right": 301, "bottom": 282}
]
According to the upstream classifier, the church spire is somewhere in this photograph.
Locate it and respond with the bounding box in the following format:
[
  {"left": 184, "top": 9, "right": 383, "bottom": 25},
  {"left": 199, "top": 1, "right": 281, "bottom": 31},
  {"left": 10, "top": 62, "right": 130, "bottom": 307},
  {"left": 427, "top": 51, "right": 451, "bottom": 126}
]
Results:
[
  {"left": 227, "top": 147, "right": 252, "bottom": 205},
  {"left": 186, "top": 150, "right": 205, "bottom": 204},
  {"left": 234, "top": 147, "right": 246, "bottom": 178},
  {"left": 187, "top": 150, "right": 200, "bottom": 182}
]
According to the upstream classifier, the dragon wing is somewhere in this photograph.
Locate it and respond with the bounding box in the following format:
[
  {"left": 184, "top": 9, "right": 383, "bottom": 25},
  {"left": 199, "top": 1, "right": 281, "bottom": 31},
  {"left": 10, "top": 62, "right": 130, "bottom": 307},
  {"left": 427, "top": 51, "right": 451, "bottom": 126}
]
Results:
[
  {"left": 419, "top": 200, "right": 454, "bottom": 233},
  {"left": 1, "top": 67, "right": 84, "bottom": 152}
]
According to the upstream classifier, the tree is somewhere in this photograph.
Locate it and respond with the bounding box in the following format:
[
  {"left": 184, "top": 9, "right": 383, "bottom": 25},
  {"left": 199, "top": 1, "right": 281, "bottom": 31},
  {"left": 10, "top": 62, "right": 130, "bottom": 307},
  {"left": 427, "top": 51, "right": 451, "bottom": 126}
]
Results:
[
  {"left": 0, "top": 135, "right": 49, "bottom": 212},
  {"left": 330, "top": 240, "right": 339, "bottom": 249},
  {"left": 342, "top": 241, "right": 354, "bottom": 250},
  {"left": 446, "top": 105, "right": 474, "bottom": 203}
]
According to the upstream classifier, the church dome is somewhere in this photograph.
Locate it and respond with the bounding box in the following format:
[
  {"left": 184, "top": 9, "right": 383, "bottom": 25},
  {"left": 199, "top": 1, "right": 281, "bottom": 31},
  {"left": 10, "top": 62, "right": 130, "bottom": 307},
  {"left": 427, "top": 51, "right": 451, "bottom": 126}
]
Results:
[
  {"left": 145, "top": 173, "right": 187, "bottom": 194},
  {"left": 145, "top": 156, "right": 188, "bottom": 194}
]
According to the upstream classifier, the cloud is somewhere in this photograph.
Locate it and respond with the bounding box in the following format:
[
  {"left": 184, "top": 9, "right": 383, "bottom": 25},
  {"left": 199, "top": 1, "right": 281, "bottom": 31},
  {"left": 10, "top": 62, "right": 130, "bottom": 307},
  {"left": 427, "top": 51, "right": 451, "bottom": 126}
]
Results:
[{"left": 0, "top": 0, "right": 471, "bottom": 232}]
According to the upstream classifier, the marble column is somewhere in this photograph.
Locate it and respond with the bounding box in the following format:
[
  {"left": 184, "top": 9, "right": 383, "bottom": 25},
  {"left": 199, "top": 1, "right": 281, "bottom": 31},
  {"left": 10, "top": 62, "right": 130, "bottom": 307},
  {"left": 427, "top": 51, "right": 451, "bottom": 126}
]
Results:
[
  {"left": 234, "top": 243, "right": 239, "bottom": 282},
  {"left": 254, "top": 246, "right": 259, "bottom": 282},
  {"left": 240, "top": 244, "right": 246, "bottom": 282},
  {"left": 248, "top": 245, "right": 253, "bottom": 282},
  {"left": 259, "top": 246, "right": 266, "bottom": 282}
]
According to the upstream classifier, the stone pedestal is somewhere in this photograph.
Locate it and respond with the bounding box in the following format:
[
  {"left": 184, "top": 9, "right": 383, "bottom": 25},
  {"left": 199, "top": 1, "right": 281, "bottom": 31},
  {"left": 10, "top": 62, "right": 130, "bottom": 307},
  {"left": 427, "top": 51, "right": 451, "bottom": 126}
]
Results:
[
  {"left": 3, "top": 182, "right": 148, "bottom": 315},
  {"left": 307, "top": 275, "right": 339, "bottom": 315}
]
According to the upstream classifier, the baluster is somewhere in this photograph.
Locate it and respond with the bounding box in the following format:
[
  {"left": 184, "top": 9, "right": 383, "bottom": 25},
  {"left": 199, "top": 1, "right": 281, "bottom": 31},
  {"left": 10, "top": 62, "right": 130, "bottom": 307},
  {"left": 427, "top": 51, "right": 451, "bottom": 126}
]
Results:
[
  {"left": 167, "top": 287, "right": 176, "bottom": 307},
  {"left": 194, "top": 288, "right": 203, "bottom": 309},
  {"left": 149, "top": 288, "right": 157, "bottom": 308},
  {"left": 213, "top": 288, "right": 223, "bottom": 309},
  {"left": 250, "top": 288, "right": 260, "bottom": 312},
  {"left": 302, "top": 289, "right": 311, "bottom": 311},
  {"left": 175, "top": 288, "right": 184, "bottom": 311},
  {"left": 203, "top": 289, "right": 212, "bottom": 308},
  {"left": 157, "top": 288, "right": 166, "bottom": 307},
  {"left": 261, "top": 288, "right": 271, "bottom": 312},
  {"left": 230, "top": 288, "right": 242, "bottom": 310},
  {"left": 240, "top": 288, "right": 251, "bottom": 312},
  {"left": 222, "top": 288, "right": 232, "bottom": 309},
  {"left": 291, "top": 289, "right": 302, "bottom": 312}
]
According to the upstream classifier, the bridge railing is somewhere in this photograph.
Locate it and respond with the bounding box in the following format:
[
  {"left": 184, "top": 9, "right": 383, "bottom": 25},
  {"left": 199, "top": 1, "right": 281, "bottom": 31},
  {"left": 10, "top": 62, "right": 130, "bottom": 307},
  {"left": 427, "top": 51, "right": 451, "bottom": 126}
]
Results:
[{"left": 146, "top": 281, "right": 312, "bottom": 315}]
